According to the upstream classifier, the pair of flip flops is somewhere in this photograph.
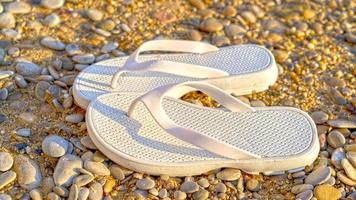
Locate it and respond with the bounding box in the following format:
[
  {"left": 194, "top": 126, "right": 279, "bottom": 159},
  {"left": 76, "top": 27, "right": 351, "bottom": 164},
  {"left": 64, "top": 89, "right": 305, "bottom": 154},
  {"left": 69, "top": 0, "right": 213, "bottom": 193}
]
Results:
[{"left": 73, "top": 40, "right": 319, "bottom": 176}]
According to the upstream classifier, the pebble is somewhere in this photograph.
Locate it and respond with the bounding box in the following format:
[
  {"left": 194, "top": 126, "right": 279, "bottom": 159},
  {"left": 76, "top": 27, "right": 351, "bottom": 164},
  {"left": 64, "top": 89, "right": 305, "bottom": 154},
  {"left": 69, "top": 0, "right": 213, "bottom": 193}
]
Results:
[
  {"left": 19, "top": 112, "right": 36, "bottom": 123},
  {"left": 200, "top": 18, "right": 223, "bottom": 32},
  {"left": 101, "top": 42, "right": 118, "bottom": 53},
  {"left": 331, "top": 148, "right": 345, "bottom": 169},
  {"left": 98, "top": 19, "right": 115, "bottom": 31},
  {"left": 40, "top": 36, "right": 65, "bottom": 50},
  {"left": 109, "top": 165, "right": 125, "bottom": 181},
  {"left": 192, "top": 189, "right": 209, "bottom": 200},
  {"left": 304, "top": 167, "right": 331, "bottom": 186},
  {"left": 43, "top": 13, "right": 60, "bottom": 27},
  {"left": 0, "top": 194, "right": 11, "bottom": 200},
  {"left": 197, "top": 178, "right": 209, "bottom": 188},
  {"left": 65, "top": 113, "right": 84, "bottom": 123},
  {"left": 296, "top": 190, "right": 313, "bottom": 200},
  {"left": 0, "top": 13, "right": 15, "bottom": 29},
  {"left": 346, "top": 32, "right": 356, "bottom": 44},
  {"left": 41, "top": 0, "right": 64, "bottom": 9},
  {"left": 78, "top": 187, "right": 90, "bottom": 200},
  {"left": 0, "top": 170, "right": 16, "bottom": 189},
  {"left": 84, "top": 161, "right": 110, "bottom": 176},
  {"left": 216, "top": 168, "right": 241, "bottom": 181},
  {"left": 136, "top": 178, "right": 155, "bottom": 190},
  {"left": 42, "top": 135, "right": 69, "bottom": 157},
  {"left": 246, "top": 179, "right": 261, "bottom": 192},
  {"left": 80, "top": 136, "right": 97, "bottom": 149},
  {"left": 189, "top": 0, "right": 205, "bottom": 9},
  {"left": 0, "top": 114, "right": 7, "bottom": 124},
  {"left": 291, "top": 184, "right": 313, "bottom": 194},
  {"left": 347, "top": 152, "right": 356, "bottom": 167},
  {"left": 212, "top": 36, "right": 230, "bottom": 47},
  {"left": 0, "top": 88, "right": 7, "bottom": 100},
  {"left": 186, "top": 29, "right": 202, "bottom": 41},
  {"left": 337, "top": 172, "right": 356, "bottom": 186},
  {"left": 174, "top": 191, "right": 187, "bottom": 200},
  {"left": 0, "top": 152, "right": 12, "bottom": 172},
  {"left": 314, "top": 184, "right": 341, "bottom": 200},
  {"left": 47, "top": 193, "right": 60, "bottom": 200},
  {"left": 29, "top": 189, "right": 42, "bottom": 200},
  {"left": 86, "top": 9, "right": 103, "bottom": 21},
  {"left": 327, "top": 119, "right": 356, "bottom": 128},
  {"left": 14, "top": 75, "right": 28, "bottom": 88},
  {"left": 89, "top": 182, "right": 103, "bottom": 200},
  {"left": 68, "top": 184, "right": 79, "bottom": 200},
  {"left": 15, "top": 61, "right": 42, "bottom": 76},
  {"left": 72, "top": 54, "right": 95, "bottom": 64},
  {"left": 65, "top": 44, "right": 81, "bottom": 56},
  {"left": 13, "top": 155, "right": 42, "bottom": 190},
  {"left": 180, "top": 181, "right": 199, "bottom": 193},
  {"left": 214, "top": 182, "right": 227, "bottom": 193},
  {"left": 223, "top": 5, "right": 236, "bottom": 17},
  {"left": 5, "top": 2, "right": 31, "bottom": 14},
  {"left": 327, "top": 130, "right": 346, "bottom": 148},
  {"left": 35, "top": 81, "right": 50, "bottom": 101},
  {"left": 341, "top": 158, "right": 356, "bottom": 180},
  {"left": 310, "top": 111, "right": 328, "bottom": 124},
  {"left": 241, "top": 11, "right": 257, "bottom": 23},
  {"left": 224, "top": 24, "right": 245, "bottom": 38},
  {"left": 53, "top": 185, "right": 69, "bottom": 197},
  {"left": 53, "top": 154, "right": 83, "bottom": 187},
  {"left": 158, "top": 189, "right": 168, "bottom": 198},
  {"left": 42, "top": 177, "right": 55, "bottom": 195}
]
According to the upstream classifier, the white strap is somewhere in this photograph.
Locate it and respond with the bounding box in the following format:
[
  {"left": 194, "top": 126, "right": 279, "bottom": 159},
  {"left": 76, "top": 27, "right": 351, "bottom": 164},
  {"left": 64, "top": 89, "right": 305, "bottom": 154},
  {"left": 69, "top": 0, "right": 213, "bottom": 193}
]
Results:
[
  {"left": 127, "top": 81, "right": 259, "bottom": 160},
  {"left": 111, "top": 40, "right": 229, "bottom": 88}
]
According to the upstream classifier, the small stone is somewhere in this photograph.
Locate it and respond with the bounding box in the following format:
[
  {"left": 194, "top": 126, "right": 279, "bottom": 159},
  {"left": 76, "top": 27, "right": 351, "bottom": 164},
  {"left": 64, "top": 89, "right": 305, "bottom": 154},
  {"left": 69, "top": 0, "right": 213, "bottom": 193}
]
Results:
[
  {"left": 65, "top": 44, "right": 81, "bottom": 56},
  {"left": 35, "top": 81, "right": 51, "bottom": 101},
  {"left": 5, "top": 2, "right": 31, "bottom": 14},
  {"left": 291, "top": 184, "right": 314, "bottom": 194},
  {"left": 40, "top": 36, "right": 65, "bottom": 50},
  {"left": 327, "top": 130, "right": 346, "bottom": 148},
  {"left": 0, "top": 152, "right": 13, "bottom": 171},
  {"left": 73, "top": 174, "right": 94, "bottom": 187},
  {"left": 41, "top": 0, "right": 64, "bottom": 9},
  {"left": 84, "top": 161, "right": 110, "bottom": 176},
  {"left": 180, "top": 181, "right": 199, "bottom": 193},
  {"left": 337, "top": 172, "right": 356, "bottom": 186},
  {"left": 246, "top": 179, "right": 261, "bottom": 192},
  {"left": 304, "top": 167, "right": 331, "bottom": 186},
  {"left": 19, "top": 112, "right": 37, "bottom": 123},
  {"left": 0, "top": 13, "right": 15, "bottom": 29},
  {"left": 310, "top": 111, "right": 328, "bottom": 124},
  {"left": 273, "top": 50, "right": 289, "bottom": 63},
  {"left": 53, "top": 154, "right": 83, "bottom": 187},
  {"left": 200, "top": 18, "right": 223, "bottom": 32},
  {"left": 193, "top": 189, "right": 209, "bottom": 200},
  {"left": 53, "top": 185, "right": 69, "bottom": 197},
  {"left": 42, "top": 135, "right": 69, "bottom": 157},
  {"left": 224, "top": 24, "right": 246, "bottom": 38},
  {"left": 0, "top": 88, "right": 8, "bottom": 100},
  {"left": 109, "top": 165, "right": 125, "bottom": 181},
  {"left": 14, "top": 75, "right": 28, "bottom": 88},
  {"left": 78, "top": 187, "right": 90, "bottom": 200},
  {"left": 68, "top": 184, "right": 79, "bottom": 200},
  {"left": 98, "top": 19, "right": 115, "bottom": 31},
  {"left": 341, "top": 158, "right": 356, "bottom": 181},
  {"left": 212, "top": 35, "right": 230, "bottom": 47},
  {"left": 174, "top": 191, "right": 187, "bottom": 200},
  {"left": 0, "top": 114, "right": 7, "bottom": 124},
  {"left": 103, "top": 178, "right": 115, "bottom": 194},
  {"left": 216, "top": 169, "right": 241, "bottom": 181},
  {"left": 250, "top": 5, "right": 265, "bottom": 18},
  {"left": 186, "top": 30, "right": 202, "bottom": 41},
  {"left": 347, "top": 152, "right": 356, "bottom": 167},
  {"left": 314, "top": 184, "right": 341, "bottom": 200},
  {"left": 158, "top": 189, "right": 168, "bottom": 198},
  {"left": 327, "top": 119, "right": 356, "bottom": 129},
  {"left": 72, "top": 54, "right": 95, "bottom": 64},
  {"left": 86, "top": 9, "right": 103, "bottom": 21},
  {"left": 43, "top": 13, "right": 60, "bottom": 27},
  {"left": 47, "top": 193, "right": 60, "bottom": 200},
  {"left": 101, "top": 42, "right": 118, "bottom": 53},
  {"left": 0, "top": 171, "right": 16, "bottom": 189},
  {"left": 29, "top": 189, "right": 42, "bottom": 200},
  {"left": 197, "top": 178, "right": 209, "bottom": 188},
  {"left": 15, "top": 61, "right": 42, "bottom": 76},
  {"left": 346, "top": 32, "right": 356, "bottom": 44},
  {"left": 136, "top": 178, "right": 155, "bottom": 190},
  {"left": 214, "top": 183, "right": 227, "bottom": 193},
  {"left": 13, "top": 155, "right": 42, "bottom": 190},
  {"left": 42, "top": 177, "right": 55, "bottom": 195},
  {"left": 188, "top": 0, "right": 205, "bottom": 9},
  {"left": 331, "top": 148, "right": 345, "bottom": 169},
  {"left": 65, "top": 113, "right": 84, "bottom": 123},
  {"left": 296, "top": 190, "right": 313, "bottom": 200},
  {"left": 89, "top": 182, "right": 103, "bottom": 200},
  {"left": 223, "top": 5, "right": 236, "bottom": 17},
  {"left": 323, "top": 77, "right": 346, "bottom": 88},
  {"left": 80, "top": 136, "right": 96, "bottom": 149},
  {"left": 241, "top": 11, "right": 257, "bottom": 23}
]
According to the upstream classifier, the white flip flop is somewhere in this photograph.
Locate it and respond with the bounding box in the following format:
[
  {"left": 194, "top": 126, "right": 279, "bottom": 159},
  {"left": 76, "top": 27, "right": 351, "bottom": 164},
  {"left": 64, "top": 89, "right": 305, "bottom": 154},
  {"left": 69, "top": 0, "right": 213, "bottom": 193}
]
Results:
[
  {"left": 74, "top": 40, "right": 278, "bottom": 109},
  {"left": 86, "top": 81, "right": 319, "bottom": 176}
]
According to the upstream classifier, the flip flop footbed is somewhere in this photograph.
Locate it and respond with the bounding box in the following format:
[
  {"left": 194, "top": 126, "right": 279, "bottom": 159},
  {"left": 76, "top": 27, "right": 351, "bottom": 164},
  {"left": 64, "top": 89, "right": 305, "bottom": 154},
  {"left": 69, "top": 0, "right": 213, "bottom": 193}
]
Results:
[
  {"left": 86, "top": 93, "right": 319, "bottom": 176},
  {"left": 74, "top": 45, "right": 277, "bottom": 108}
]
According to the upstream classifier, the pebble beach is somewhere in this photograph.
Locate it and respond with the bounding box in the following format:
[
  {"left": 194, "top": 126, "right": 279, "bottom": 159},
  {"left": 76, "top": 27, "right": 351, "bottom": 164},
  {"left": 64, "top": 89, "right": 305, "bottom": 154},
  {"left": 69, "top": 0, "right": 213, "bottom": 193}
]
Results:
[{"left": 0, "top": 0, "right": 355, "bottom": 199}]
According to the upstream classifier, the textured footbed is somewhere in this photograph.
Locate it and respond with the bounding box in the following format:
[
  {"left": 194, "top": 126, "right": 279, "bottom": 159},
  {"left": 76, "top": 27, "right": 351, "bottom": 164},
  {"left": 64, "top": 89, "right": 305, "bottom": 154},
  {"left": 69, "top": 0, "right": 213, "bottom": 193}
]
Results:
[
  {"left": 75, "top": 45, "right": 273, "bottom": 104},
  {"left": 88, "top": 93, "right": 315, "bottom": 164}
]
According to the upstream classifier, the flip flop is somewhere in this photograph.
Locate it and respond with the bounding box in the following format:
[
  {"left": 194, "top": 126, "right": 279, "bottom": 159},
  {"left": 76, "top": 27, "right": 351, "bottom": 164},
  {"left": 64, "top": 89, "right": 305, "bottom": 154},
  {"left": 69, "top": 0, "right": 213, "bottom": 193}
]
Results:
[
  {"left": 86, "top": 81, "right": 319, "bottom": 176},
  {"left": 74, "top": 40, "right": 278, "bottom": 109}
]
